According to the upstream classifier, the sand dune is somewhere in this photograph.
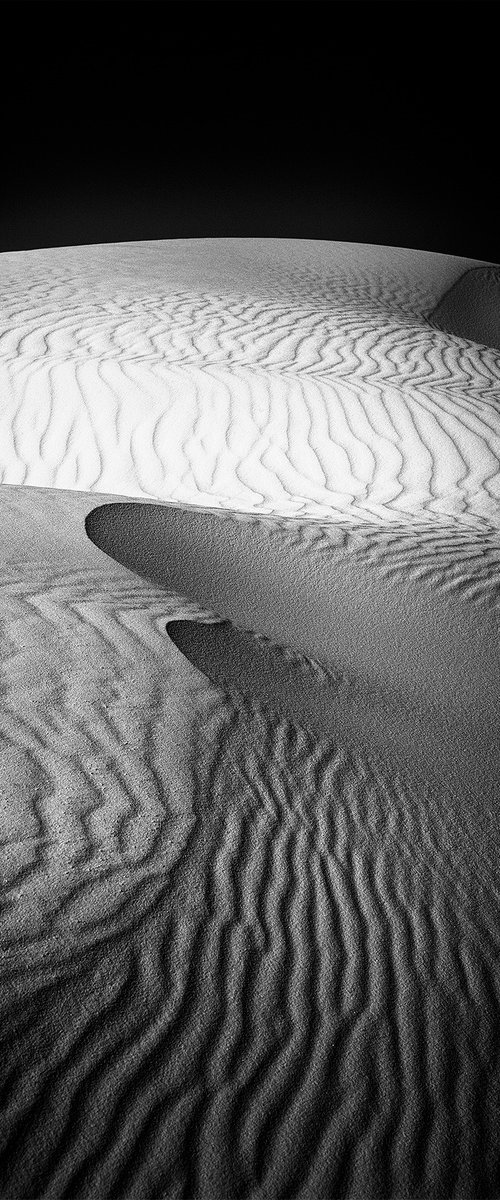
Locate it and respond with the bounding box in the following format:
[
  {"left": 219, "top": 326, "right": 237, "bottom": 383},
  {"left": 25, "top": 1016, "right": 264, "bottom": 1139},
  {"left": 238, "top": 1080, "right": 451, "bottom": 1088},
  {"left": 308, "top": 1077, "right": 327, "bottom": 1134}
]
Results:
[
  {"left": 0, "top": 240, "right": 499, "bottom": 1199},
  {"left": 1, "top": 239, "right": 499, "bottom": 523}
]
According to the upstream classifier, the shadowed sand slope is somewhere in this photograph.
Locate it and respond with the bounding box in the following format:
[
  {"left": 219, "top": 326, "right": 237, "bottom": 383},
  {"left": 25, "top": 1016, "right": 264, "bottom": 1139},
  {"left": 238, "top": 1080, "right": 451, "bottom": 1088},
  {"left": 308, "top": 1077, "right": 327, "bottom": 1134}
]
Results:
[
  {"left": 0, "top": 484, "right": 499, "bottom": 1199},
  {"left": 429, "top": 266, "right": 500, "bottom": 351},
  {"left": 87, "top": 502, "right": 500, "bottom": 822}
]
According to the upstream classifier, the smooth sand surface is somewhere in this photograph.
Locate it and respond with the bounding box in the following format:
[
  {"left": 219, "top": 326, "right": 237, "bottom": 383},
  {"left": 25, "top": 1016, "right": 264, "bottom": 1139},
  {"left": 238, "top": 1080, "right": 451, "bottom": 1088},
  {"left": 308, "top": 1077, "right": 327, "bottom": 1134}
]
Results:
[{"left": 1, "top": 239, "right": 500, "bottom": 1200}]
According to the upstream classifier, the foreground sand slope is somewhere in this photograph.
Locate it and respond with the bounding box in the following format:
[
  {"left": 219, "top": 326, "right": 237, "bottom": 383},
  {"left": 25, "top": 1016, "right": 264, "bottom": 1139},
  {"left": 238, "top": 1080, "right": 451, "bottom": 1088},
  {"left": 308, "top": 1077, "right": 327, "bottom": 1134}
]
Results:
[{"left": 0, "top": 484, "right": 499, "bottom": 1199}]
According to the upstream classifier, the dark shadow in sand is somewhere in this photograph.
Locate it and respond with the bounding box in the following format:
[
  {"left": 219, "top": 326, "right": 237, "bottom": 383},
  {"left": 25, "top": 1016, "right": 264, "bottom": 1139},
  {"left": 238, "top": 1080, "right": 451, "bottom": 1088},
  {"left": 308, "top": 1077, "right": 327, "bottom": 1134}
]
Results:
[
  {"left": 167, "top": 617, "right": 359, "bottom": 741},
  {"left": 85, "top": 503, "right": 500, "bottom": 821},
  {"left": 164, "top": 614, "right": 446, "bottom": 788},
  {"left": 428, "top": 266, "right": 500, "bottom": 350}
]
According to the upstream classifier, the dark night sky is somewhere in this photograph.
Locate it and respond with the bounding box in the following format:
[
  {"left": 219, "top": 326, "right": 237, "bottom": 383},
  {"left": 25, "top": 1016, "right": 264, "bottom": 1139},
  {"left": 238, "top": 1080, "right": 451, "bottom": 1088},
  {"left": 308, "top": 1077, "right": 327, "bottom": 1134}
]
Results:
[{"left": 2, "top": 1, "right": 498, "bottom": 262}]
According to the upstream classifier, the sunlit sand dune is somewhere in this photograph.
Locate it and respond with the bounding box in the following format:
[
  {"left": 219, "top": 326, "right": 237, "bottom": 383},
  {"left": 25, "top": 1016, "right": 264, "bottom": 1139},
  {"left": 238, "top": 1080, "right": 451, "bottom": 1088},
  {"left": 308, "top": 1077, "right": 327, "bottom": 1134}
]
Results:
[
  {"left": 1, "top": 238, "right": 499, "bottom": 523},
  {"left": 0, "top": 239, "right": 499, "bottom": 1200}
]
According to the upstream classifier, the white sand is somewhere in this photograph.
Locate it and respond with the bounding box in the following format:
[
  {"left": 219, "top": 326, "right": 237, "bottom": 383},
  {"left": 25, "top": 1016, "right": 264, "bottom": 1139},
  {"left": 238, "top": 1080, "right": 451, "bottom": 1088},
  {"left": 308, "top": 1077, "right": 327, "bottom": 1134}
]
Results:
[
  {"left": 1, "top": 238, "right": 498, "bottom": 523},
  {"left": 0, "top": 239, "right": 499, "bottom": 1200}
]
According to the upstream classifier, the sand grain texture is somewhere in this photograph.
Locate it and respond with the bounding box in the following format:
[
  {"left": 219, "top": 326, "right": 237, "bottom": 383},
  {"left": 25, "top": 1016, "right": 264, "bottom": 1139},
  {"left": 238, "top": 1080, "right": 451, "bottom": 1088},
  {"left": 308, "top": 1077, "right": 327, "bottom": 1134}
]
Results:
[{"left": 0, "top": 239, "right": 499, "bottom": 1200}]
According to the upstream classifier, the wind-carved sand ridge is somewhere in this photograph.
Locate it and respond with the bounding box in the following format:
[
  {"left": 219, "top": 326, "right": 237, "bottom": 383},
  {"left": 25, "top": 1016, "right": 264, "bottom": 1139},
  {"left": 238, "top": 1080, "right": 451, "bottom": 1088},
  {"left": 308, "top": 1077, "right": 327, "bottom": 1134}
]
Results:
[{"left": 0, "top": 240, "right": 499, "bottom": 1200}]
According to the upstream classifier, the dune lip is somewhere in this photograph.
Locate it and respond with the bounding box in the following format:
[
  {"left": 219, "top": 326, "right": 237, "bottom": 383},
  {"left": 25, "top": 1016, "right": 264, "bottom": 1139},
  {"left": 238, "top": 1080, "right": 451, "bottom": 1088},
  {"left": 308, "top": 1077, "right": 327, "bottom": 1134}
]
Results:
[
  {"left": 85, "top": 501, "right": 500, "bottom": 714},
  {"left": 86, "top": 501, "right": 500, "bottom": 817},
  {"left": 428, "top": 264, "right": 500, "bottom": 350}
]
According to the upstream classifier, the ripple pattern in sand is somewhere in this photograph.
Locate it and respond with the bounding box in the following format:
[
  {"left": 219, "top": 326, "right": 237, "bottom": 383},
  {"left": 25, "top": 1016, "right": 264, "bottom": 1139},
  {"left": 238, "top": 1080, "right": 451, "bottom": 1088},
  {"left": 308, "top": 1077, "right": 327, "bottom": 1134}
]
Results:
[
  {"left": 1, "top": 241, "right": 499, "bottom": 525},
  {"left": 1, "top": 688, "right": 499, "bottom": 1199},
  {"left": 1, "top": 238, "right": 500, "bottom": 1198},
  {"left": 0, "top": 487, "right": 499, "bottom": 1198}
]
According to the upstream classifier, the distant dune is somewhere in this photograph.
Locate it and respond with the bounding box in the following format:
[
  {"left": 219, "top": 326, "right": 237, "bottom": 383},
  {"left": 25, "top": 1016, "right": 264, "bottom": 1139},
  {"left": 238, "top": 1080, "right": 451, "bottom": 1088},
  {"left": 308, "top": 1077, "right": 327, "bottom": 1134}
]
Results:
[
  {"left": 1, "top": 238, "right": 499, "bottom": 523},
  {"left": 0, "top": 240, "right": 499, "bottom": 1200}
]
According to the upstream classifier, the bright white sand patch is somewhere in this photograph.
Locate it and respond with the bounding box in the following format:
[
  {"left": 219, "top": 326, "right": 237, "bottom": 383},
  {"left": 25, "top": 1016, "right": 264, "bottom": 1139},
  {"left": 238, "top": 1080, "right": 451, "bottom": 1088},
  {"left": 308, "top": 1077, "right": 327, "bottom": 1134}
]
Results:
[{"left": 1, "top": 238, "right": 499, "bottom": 524}]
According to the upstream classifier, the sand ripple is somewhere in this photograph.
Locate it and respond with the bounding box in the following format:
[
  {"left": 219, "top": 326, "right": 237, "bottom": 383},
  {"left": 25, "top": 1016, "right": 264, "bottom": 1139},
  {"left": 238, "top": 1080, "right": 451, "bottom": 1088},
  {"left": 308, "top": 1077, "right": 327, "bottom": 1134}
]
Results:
[
  {"left": 0, "top": 239, "right": 499, "bottom": 1198},
  {"left": 0, "top": 239, "right": 499, "bottom": 524},
  {"left": 0, "top": 484, "right": 498, "bottom": 1197}
]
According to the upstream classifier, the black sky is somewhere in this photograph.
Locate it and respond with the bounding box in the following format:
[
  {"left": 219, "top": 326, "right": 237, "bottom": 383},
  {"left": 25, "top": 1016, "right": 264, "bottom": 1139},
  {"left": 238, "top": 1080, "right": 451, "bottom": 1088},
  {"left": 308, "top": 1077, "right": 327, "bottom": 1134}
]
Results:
[{"left": 2, "top": 1, "right": 498, "bottom": 262}]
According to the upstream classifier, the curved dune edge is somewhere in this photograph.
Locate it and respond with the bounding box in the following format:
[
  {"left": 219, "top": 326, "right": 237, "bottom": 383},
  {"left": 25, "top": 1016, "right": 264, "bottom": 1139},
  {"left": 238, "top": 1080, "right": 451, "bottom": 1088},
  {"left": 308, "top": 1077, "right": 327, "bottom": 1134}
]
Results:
[
  {"left": 165, "top": 612, "right": 497, "bottom": 809},
  {"left": 86, "top": 499, "right": 500, "bottom": 850},
  {"left": 428, "top": 265, "right": 500, "bottom": 350},
  {"left": 86, "top": 501, "right": 500, "bottom": 721}
]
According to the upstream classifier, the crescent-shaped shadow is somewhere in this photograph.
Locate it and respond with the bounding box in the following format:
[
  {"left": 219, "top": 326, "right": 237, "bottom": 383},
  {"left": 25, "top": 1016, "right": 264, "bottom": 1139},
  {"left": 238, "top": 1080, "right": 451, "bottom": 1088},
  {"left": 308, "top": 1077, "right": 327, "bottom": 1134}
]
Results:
[{"left": 86, "top": 502, "right": 500, "bottom": 822}]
